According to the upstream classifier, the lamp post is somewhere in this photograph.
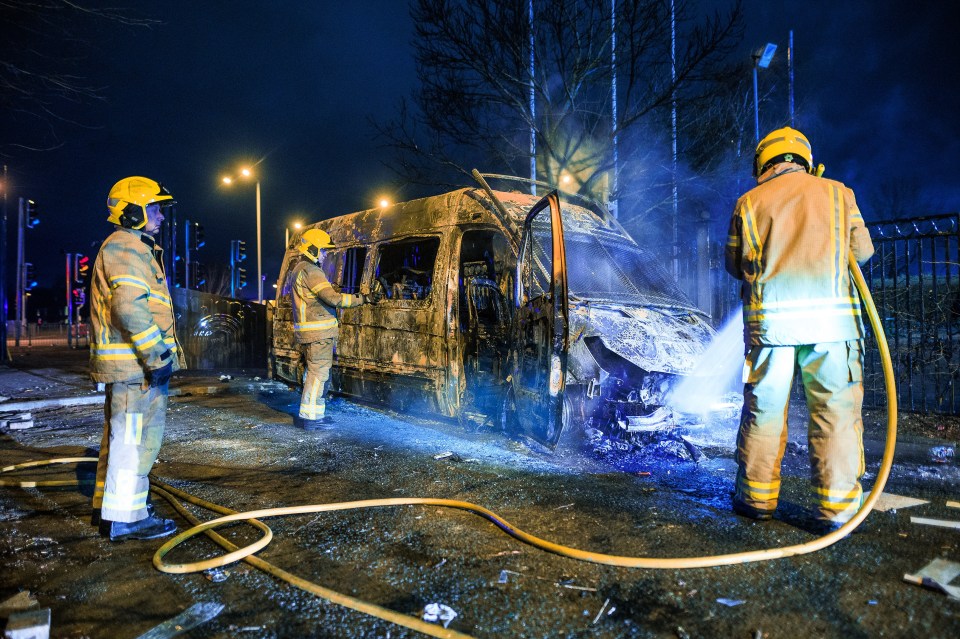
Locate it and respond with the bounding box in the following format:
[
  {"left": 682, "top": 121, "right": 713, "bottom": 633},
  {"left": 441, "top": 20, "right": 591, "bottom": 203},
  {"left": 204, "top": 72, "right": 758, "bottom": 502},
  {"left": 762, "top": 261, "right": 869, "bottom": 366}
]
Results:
[
  {"left": 285, "top": 221, "right": 303, "bottom": 249},
  {"left": 222, "top": 167, "right": 263, "bottom": 303},
  {"left": 752, "top": 43, "right": 778, "bottom": 143}
]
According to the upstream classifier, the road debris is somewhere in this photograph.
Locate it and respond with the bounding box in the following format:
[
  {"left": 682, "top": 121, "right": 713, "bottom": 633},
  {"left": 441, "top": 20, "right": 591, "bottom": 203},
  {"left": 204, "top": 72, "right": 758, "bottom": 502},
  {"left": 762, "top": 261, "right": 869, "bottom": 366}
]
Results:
[
  {"left": 133, "top": 602, "right": 225, "bottom": 639},
  {"left": 591, "top": 598, "right": 610, "bottom": 625},
  {"left": 0, "top": 591, "right": 38, "bottom": 617},
  {"left": 554, "top": 503, "right": 575, "bottom": 510},
  {"left": 872, "top": 493, "right": 930, "bottom": 512},
  {"left": 910, "top": 516, "right": 960, "bottom": 530},
  {"left": 930, "top": 446, "right": 955, "bottom": 464},
  {"left": 903, "top": 559, "right": 960, "bottom": 600},
  {"left": 0, "top": 413, "right": 34, "bottom": 430},
  {"left": 433, "top": 558, "right": 447, "bottom": 569},
  {"left": 716, "top": 598, "right": 746, "bottom": 607},
  {"left": 203, "top": 568, "right": 230, "bottom": 583},
  {"left": 219, "top": 374, "right": 233, "bottom": 382},
  {"left": 433, "top": 451, "right": 456, "bottom": 460},
  {"left": 422, "top": 603, "right": 457, "bottom": 628},
  {"left": 4, "top": 607, "right": 50, "bottom": 639}
]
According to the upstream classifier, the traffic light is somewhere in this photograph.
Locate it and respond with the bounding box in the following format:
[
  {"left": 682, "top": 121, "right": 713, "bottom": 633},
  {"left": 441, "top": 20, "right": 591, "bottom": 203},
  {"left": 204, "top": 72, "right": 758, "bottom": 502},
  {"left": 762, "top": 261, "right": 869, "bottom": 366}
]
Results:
[
  {"left": 73, "top": 254, "right": 90, "bottom": 283},
  {"left": 232, "top": 239, "right": 247, "bottom": 263},
  {"left": 189, "top": 222, "right": 206, "bottom": 251},
  {"left": 190, "top": 262, "right": 206, "bottom": 288},
  {"left": 235, "top": 266, "right": 247, "bottom": 290},
  {"left": 23, "top": 263, "right": 37, "bottom": 289},
  {"left": 25, "top": 199, "right": 39, "bottom": 228}
]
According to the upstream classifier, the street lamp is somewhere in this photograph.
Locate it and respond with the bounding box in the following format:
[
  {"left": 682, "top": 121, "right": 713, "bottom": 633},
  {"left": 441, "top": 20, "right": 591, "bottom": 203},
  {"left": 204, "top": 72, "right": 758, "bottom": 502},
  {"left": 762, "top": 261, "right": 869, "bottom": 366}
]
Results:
[
  {"left": 221, "top": 167, "right": 263, "bottom": 303},
  {"left": 752, "top": 43, "right": 777, "bottom": 143},
  {"left": 285, "top": 221, "right": 303, "bottom": 248}
]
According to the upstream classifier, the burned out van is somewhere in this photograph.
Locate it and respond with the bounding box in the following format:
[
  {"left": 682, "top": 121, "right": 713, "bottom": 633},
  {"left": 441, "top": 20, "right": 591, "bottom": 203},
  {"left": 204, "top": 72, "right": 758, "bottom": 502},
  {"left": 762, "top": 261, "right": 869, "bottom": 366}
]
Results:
[{"left": 271, "top": 175, "right": 715, "bottom": 448}]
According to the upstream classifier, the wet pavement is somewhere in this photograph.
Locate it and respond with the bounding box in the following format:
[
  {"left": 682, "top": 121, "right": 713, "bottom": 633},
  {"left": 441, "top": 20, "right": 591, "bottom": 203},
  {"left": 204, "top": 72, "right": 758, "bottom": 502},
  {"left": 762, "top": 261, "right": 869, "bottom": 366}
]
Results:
[{"left": 1, "top": 347, "right": 959, "bottom": 638}]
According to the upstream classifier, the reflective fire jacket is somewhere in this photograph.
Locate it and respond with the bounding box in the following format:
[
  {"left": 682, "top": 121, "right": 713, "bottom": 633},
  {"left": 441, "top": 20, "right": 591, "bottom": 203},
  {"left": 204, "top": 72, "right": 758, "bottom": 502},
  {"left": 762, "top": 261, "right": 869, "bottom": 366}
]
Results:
[
  {"left": 89, "top": 228, "right": 184, "bottom": 382},
  {"left": 725, "top": 165, "right": 875, "bottom": 346},
  {"left": 288, "top": 259, "right": 363, "bottom": 344}
]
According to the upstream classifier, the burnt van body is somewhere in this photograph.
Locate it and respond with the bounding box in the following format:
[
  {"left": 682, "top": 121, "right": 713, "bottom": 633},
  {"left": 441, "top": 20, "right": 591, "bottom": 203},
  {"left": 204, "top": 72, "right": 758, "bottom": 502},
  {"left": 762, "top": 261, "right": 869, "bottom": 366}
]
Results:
[{"left": 271, "top": 183, "right": 715, "bottom": 447}]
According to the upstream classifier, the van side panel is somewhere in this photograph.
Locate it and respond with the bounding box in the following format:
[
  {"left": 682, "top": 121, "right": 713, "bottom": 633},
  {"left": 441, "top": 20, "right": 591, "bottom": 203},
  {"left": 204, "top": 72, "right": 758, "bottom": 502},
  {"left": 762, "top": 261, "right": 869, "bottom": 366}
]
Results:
[{"left": 333, "top": 230, "right": 456, "bottom": 416}]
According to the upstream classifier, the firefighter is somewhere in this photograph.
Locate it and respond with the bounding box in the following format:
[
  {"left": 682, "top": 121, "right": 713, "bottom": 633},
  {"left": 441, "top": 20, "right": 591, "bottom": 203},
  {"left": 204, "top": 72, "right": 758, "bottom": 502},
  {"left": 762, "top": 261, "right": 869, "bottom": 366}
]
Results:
[
  {"left": 724, "top": 127, "right": 875, "bottom": 533},
  {"left": 90, "top": 176, "right": 184, "bottom": 541},
  {"left": 289, "top": 228, "right": 380, "bottom": 429}
]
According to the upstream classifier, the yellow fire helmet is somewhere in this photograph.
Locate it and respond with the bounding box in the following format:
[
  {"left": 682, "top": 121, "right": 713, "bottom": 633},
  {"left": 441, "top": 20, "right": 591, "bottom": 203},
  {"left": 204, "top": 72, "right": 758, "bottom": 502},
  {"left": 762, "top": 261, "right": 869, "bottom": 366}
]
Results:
[
  {"left": 106, "top": 176, "right": 175, "bottom": 229},
  {"left": 298, "top": 228, "right": 335, "bottom": 262},
  {"left": 753, "top": 127, "right": 813, "bottom": 177}
]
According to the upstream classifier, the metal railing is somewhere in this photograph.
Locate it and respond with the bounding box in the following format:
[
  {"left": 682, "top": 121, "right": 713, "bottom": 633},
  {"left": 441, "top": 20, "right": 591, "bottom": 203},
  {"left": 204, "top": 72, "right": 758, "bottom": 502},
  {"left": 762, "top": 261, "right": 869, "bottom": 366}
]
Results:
[
  {"left": 862, "top": 213, "right": 960, "bottom": 414},
  {"left": 4, "top": 321, "right": 89, "bottom": 348}
]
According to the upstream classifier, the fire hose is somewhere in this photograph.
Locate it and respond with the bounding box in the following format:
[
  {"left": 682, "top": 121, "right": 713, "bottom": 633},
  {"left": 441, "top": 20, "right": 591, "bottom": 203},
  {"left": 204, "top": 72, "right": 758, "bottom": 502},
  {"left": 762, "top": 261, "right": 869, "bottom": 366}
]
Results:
[{"left": 1, "top": 255, "right": 896, "bottom": 639}]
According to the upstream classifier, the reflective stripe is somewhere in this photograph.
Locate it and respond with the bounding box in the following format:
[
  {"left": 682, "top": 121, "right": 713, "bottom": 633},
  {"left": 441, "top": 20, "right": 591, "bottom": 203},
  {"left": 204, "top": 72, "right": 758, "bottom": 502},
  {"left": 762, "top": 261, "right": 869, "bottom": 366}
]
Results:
[
  {"left": 831, "top": 184, "right": 844, "bottom": 298},
  {"left": 737, "top": 475, "right": 780, "bottom": 499},
  {"left": 124, "top": 413, "right": 143, "bottom": 445},
  {"left": 109, "top": 275, "right": 151, "bottom": 293},
  {"left": 91, "top": 343, "right": 138, "bottom": 360},
  {"left": 294, "top": 318, "right": 338, "bottom": 332},
  {"left": 101, "top": 490, "right": 149, "bottom": 512},
  {"left": 149, "top": 291, "right": 173, "bottom": 308},
  {"left": 742, "top": 197, "right": 762, "bottom": 262},
  {"left": 814, "top": 485, "right": 862, "bottom": 506},
  {"left": 310, "top": 281, "right": 334, "bottom": 295},
  {"left": 102, "top": 469, "right": 148, "bottom": 512},
  {"left": 131, "top": 325, "right": 162, "bottom": 351}
]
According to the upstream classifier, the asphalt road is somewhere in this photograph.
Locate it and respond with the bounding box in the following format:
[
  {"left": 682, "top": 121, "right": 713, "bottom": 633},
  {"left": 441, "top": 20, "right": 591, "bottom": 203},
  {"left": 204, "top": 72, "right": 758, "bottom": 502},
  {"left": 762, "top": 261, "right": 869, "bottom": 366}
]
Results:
[{"left": 1, "top": 348, "right": 959, "bottom": 638}]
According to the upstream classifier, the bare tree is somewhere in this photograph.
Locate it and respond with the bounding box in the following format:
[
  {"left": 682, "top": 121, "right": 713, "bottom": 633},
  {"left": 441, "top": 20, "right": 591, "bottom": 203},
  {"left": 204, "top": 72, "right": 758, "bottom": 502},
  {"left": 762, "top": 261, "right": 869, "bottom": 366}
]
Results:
[
  {"left": 0, "top": 0, "right": 158, "bottom": 154},
  {"left": 377, "top": 0, "right": 743, "bottom": 214}
]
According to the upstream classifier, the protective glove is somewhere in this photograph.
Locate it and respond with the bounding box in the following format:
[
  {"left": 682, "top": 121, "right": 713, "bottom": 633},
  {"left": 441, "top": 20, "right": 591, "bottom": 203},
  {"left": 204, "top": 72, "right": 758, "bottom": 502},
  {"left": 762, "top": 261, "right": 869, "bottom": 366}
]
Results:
[
  {"left": 362, "top": 292, "right": 381, "bottom": 305},
  {"left": 147, "top": 351, "right": 174, "bottom": 387}
]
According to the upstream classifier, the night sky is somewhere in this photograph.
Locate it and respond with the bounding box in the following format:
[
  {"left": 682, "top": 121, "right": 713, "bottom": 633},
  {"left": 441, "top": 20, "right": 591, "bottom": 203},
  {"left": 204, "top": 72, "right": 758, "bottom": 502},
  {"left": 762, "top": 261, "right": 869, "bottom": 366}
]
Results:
[{"left": 2, "top": 1, "right": 958, "bottom": 299}]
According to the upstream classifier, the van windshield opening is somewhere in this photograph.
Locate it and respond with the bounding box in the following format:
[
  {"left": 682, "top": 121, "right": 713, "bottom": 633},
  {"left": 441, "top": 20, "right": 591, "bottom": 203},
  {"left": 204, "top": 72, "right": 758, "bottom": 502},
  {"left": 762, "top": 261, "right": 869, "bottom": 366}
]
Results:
[{"left": 532, "top": 227, "right": 696, "bottom": 310}]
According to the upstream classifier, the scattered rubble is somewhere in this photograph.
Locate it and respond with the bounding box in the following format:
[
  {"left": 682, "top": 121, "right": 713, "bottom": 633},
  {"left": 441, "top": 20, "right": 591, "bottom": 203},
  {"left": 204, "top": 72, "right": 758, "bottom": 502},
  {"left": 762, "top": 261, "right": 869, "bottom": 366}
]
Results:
[
  {"left": 422, "top": 603, "right": 457, "bottom": 628},
  {"left": 903, "top": 559, "right": 960, "bottom": 600},
  {"left": 4, "top": 607, "right": 50, "bottom": 639}
]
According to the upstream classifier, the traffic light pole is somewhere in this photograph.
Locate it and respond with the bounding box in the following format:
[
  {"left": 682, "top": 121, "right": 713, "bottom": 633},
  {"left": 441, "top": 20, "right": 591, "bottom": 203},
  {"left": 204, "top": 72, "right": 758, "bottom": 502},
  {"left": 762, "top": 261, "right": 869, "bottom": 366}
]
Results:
[
  {"left": 184, "top": 219, "right": 191, "bottom": 290},
  {"left": 65, "top": 253, "right": 73, "bottom": 348},
  {"left": 15, "top": 197, "right": 24, "bottom": 346},
  {"left": 0, "top": 165, "right": 7, "bottom": 362}
]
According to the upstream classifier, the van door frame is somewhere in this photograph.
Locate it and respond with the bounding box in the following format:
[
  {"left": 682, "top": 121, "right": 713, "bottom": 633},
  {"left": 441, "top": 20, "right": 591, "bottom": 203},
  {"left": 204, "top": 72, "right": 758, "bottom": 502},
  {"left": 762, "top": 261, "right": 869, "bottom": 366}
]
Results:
[{"left": 507, "top": 191, "right": 570, "bottom": 448}]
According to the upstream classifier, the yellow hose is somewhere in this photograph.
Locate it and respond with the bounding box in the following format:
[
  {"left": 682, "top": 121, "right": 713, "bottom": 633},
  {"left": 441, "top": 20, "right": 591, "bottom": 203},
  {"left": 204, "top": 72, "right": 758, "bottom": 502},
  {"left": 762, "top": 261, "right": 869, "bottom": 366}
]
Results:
[{"left": 0, "top": 256, "right": 896, "bottom": 635}]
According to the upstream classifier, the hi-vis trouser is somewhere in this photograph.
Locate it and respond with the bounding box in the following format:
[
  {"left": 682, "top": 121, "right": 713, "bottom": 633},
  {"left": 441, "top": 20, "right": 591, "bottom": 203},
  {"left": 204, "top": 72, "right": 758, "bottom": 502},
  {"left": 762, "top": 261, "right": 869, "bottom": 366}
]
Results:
[
  {"left": 93, "top": 381, "right": 168, "bottom": 522},
  {"left": 735, "top": 340, "right": 865, "bottom": 524},
  {"left": 299, "top": 339, "right": 335, "bottom": 420}
]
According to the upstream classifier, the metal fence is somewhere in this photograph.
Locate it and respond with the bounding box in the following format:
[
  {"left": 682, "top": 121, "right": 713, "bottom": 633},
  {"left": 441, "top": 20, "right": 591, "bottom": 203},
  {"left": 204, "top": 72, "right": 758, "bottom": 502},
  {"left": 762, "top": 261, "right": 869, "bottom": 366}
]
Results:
[
  {"left": 4, "top": 321, "right": 89, "bottom": 348},
  {"left": 862, "top": 213, "right": 960, "bottom": 414},
  {"left": 5, "top": 290, "right": 268, "bottom": 371}
]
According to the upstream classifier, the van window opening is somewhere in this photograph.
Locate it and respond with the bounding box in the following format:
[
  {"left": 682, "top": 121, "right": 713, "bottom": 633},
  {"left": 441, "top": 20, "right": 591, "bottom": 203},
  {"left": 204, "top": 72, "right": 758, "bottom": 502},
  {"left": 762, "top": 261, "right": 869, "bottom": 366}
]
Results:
[
  {"left": 530, "top": 220, "right": 696, "bottom": 310},
  {"left": 375, "top": 237, "right": 441, "bottom": 301},
  {"left": 322, "top": 250, "right": 342, "bottom": 284},
  {"left": 341, "top": 247, "right": 367, "bottom": 294}
]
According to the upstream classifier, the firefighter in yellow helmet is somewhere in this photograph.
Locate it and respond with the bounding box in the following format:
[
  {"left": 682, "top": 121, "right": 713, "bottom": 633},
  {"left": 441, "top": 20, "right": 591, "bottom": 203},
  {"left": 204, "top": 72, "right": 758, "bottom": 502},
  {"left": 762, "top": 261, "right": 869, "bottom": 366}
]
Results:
[
  {"left": 288, "top": 228, "right": 381, "bottom": 429},
  {"left": 724, "top": 127, "right": 875, "bottom": 534},
  {"left": 90, "top": 176, "right": 184, "bottom": 541}
]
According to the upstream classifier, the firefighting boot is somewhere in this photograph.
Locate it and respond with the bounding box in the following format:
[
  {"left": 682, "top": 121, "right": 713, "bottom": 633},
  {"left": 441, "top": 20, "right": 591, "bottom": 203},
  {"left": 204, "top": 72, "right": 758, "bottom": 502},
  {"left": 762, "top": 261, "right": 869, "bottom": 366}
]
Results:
[
  {"left": 99, "top": 514, "right": 176, "bottom": 542},
  {"left": 732, "top": 498, "right": 773, "bottom": 521},
  {"left": 302, "top": 416, "right": 335, "bottom": 431}
]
